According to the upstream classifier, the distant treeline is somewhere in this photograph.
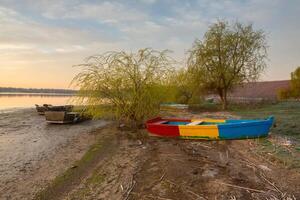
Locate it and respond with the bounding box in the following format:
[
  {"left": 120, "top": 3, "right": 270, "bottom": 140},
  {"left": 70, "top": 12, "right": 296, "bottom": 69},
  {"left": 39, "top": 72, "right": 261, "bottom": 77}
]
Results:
[{"left": 0, "top": 87, "right": 77, "bottom": 94}]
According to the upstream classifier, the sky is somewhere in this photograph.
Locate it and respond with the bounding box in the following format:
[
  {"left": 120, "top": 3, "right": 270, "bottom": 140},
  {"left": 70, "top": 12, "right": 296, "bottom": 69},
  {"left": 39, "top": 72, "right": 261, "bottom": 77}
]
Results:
[{"left": 0, "top": 0, "right": 299, "bottom": 89}]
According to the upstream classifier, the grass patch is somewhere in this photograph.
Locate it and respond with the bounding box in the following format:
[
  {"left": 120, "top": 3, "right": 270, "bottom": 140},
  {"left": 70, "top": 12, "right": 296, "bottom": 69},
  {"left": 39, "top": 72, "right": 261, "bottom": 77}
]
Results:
[
  {"left": 230, "top": 102, "right": 300, "bottom": 170},
  {"left": 66, "top": 166, "right": 107, "bottom": 199},
  {"left": 86, "top": 172, "right": 105, "bottom": 185},
  {"left": 232, "top": 101, "right": 300, "bottom": 141},
  {"left": 188, "top": 102, "right": 222, "bottom": 112},
  {"left": 34, "top": 131, "right": 116, "bottom": 200},
  {"left": 255, "top": 138, "right": 300, "bottom": 169}
]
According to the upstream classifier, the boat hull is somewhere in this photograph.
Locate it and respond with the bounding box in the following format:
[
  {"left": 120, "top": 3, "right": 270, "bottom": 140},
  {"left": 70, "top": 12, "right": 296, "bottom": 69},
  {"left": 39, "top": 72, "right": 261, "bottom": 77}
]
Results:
[
  {"left": 45, "top": 111, "right": 82, "bottom": 124},
  {"left": 146, "top": 116, "right": 274, "bottom": 140}
]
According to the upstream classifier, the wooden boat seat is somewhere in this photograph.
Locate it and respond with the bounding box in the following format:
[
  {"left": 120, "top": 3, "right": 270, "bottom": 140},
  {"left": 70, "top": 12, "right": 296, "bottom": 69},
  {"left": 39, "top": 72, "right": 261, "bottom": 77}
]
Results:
[
  {"left": 187, "top": 121, "right": 203, "bottom": 126},
  {"left": 155, "top": 120, "right": 168, "bottom": 124}
]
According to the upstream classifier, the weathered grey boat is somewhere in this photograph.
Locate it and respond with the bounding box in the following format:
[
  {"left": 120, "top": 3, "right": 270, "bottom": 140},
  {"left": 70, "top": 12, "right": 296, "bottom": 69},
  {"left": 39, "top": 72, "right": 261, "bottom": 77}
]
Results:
[
  {"left": 35, "top": 104, "right": 73, "bottom": 115},
  {"left": 35, "top": 104, "right": 52, "bottom": 115},
  {"left": 45, "top": 111, "right": 82, "bottom": 124},
  {"left": 47, "top": 105, "right": 73, "bottom": 112}
]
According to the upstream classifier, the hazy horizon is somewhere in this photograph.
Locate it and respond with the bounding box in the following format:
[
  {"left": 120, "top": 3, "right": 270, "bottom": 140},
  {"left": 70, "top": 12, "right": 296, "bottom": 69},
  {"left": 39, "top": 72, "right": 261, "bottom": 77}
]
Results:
[{"left": 1, "top": 0, "right": 300, "bottom": 89}]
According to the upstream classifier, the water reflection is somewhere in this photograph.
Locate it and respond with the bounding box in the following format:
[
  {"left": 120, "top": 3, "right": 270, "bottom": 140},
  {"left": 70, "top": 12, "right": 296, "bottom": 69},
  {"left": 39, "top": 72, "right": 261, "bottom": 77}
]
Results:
[{"left": 0, "top": 93, "right": 74, "bottom": 110}]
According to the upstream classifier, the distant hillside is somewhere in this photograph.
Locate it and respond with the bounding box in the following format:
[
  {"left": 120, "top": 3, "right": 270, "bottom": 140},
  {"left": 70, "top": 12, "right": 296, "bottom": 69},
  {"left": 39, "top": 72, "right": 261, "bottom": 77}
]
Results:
[
  {"left": 0, "top": 87, "right": 77, "bottom": 94},
  {"left": 229, "top": 80, "right": 290, "bottom": 100},
  {"left": 206, "top": 80, "right": 290, "bottom": 103}
]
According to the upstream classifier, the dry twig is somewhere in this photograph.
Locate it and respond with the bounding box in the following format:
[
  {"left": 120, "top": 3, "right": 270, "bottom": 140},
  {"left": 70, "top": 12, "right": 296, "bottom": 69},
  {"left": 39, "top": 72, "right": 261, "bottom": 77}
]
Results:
[
  {"left": 215, "top": 181, "right": 266, "bottom": 193},
  {"left": 124, "top": 175, "right": 136, "bottom": 200},
  {"left": 259, "top": 172, "right": 284, "bottom": 198},
  {"left": 145, "top": 194, "right": 174, "bottom": 200},
  {"left": 184, "top": 188, "right": 208, "bottom": 200},
  {"left": 159, "top": 171, "right": 166, "bottom": 182}
]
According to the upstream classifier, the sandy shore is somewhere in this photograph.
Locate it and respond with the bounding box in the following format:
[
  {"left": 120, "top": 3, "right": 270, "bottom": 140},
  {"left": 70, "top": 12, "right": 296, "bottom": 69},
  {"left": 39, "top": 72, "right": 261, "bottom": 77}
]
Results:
[{"left": 0, "top": 108, "right": 109, "bottom": 200}]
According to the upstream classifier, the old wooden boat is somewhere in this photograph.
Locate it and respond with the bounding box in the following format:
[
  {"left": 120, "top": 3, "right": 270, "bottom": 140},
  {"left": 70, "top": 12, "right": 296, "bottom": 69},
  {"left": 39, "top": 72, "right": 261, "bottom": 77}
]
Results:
[
  {"left": 45, "top": 111, "right": 82, "bottom": 124},
  {"left": 35, "top": 104, "right": 52, "bottom": 115},
  {"left": 47, "top": 105, "right": 73, "bottom": 112},
  {"left": 146, "top": 116, "right": 274, "bottom": 140},
  {"left": 35, "top": 104, "right": 73, "bottom": 115}
]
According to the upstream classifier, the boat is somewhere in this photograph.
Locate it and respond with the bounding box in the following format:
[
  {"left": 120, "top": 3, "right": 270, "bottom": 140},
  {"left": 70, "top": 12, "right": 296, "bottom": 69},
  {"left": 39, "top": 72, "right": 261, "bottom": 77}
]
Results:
[
  {"left": 45, "top": 111, "right": 83, "bottom": 124},
  {"left": 35, "top": 104, "right": 52, "bottom": 115},
  {"left": 35, "top": 104, "right": 73, "bottom": 115},
  {"left": 47, "top": 105, "right": 73, "bottom": 112},
  {"left": 146, "top": 116, "right": 274, "bottom": 140},
  {"left": 160, "top": 103, "right": 189, "bottom": 110}
]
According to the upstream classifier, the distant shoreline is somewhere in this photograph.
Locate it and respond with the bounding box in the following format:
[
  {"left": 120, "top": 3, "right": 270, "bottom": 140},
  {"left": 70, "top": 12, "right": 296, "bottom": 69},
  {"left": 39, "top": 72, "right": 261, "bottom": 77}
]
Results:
[
  {"left": 0, "top": 87, "right": 77, "bottom": 94},
  {"left": 0, "top": 92, "right": 75, "bottom": 97}
]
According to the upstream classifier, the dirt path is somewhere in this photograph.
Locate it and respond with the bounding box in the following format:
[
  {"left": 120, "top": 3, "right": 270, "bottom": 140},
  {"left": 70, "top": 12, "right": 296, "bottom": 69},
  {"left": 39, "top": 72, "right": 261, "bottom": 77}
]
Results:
[{"left": 0, "top": 109, "right": 109, "bottom": 200}]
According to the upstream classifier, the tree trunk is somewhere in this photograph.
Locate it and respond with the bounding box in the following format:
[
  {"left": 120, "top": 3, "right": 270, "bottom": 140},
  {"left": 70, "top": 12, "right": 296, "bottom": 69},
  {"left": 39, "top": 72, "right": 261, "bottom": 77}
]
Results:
[
  {"left": 222, "top": 89, "right": 228, "bottom": 110},
  {"left": 222, "top": 98, "right": 228, "bottom": 110},
  {"left": 218, "top": 88, "right": 228, "bottom": 110}
]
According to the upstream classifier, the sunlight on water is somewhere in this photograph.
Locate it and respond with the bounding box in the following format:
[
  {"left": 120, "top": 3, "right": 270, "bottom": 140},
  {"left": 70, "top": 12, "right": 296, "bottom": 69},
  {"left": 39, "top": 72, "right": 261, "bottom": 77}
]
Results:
[{"left": 0, "top": 93, "right": 74, "bottom": 110}]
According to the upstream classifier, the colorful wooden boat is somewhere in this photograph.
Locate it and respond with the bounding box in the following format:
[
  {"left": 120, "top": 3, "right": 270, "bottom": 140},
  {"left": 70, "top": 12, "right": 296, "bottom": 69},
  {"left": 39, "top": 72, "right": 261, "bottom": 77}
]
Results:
[{"left": 146, "top": 116, "right": 274, "bottom": 140}]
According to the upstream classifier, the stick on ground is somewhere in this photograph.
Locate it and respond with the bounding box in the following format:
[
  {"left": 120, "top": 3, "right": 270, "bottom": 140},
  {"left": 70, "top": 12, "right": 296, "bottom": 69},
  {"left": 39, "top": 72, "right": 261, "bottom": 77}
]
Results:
[{"left": 215, "top": 181, "right": 266, "bottom": 193}]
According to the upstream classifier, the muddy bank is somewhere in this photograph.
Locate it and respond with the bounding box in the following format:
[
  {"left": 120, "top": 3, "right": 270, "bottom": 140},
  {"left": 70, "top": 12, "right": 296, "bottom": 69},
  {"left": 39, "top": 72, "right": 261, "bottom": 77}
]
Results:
[
  {"left": 36, "top": 126, "right": 147, "bottom": 200},
  {"left": 36, "top": 112, "right": 300, "bottom": 200},
  {"left": 57, "top": 136, "right": 299, "bottom": 200},
  {"left": 0, "top": 108, "right": 109, "bottom": 200},
  {"left": 131, "top": 138, "right": 300, "bottom": 199},
  {"left": 3, "top": 109, "right": 299, "bottom": 199}
]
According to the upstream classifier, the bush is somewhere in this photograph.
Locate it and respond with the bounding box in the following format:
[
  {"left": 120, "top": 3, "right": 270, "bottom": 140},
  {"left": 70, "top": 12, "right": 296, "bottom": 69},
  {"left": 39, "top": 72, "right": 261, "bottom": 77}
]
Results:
[
  {"left": 72, "top": 48, "right": 175, "bottom": 129},
  {"left": 277, "top": 88, "right": 291, "bottom": 100}
]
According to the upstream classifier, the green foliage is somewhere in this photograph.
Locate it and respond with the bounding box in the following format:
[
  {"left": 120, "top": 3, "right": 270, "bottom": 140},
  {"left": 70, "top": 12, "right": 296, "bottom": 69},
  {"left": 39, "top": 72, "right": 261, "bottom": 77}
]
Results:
[
  {"left": 276, "top": 67, "right": 300, "bottom": 100},
  {"left": 35, "top": 133, "right": 115, "bottom": 200},
  {"left": 188, "top": 20, "right": 268, "bottom": 109},
  {"left": 72, "top": 48, "right": 175, "bottom": 128},
  {"left": 290, "top": 66, "right": 300, "bottom": 97},
  {"left": 168, "top": 68, "right": 203, "bottom": 104},
  {"left": 277, "top": 88, "right": 291, "bottom": 100}
]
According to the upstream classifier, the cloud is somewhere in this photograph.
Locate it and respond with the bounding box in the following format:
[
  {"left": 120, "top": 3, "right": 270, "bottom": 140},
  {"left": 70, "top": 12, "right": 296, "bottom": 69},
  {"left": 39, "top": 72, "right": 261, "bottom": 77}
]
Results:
[
  {"left": 41, "top": 1, "right": 148, "bottom": 24},
  {"left": 138, "top": 0, "right": 157, "bottom": 4},
  {"left": 0, "top": 0, "right": 299, "bottom": 88},
  {"left": 0, "top": 5, "right": 123, "bottom": 54},
  {"left": 0, "top": 4, "right": 129, "bottom": 88},
  {"left": 0, "top": 43, "right": 35, "bottom": 50}
]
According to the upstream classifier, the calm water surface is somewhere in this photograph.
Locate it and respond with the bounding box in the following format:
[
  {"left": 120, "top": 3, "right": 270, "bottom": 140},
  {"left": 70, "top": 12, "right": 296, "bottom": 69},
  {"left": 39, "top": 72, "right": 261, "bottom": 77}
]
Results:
[{"left": 0, "top": 93, "right": 74, "bottom": 110}]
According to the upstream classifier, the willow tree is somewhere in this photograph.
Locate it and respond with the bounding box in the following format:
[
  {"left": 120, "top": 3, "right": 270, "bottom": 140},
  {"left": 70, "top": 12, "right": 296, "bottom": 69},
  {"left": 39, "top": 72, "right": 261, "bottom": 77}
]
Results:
[
  {"left": 188, "top": 21, "right": 268, "bottom": 109},
  {"left": 169, "top": 67, "right": 204, "bottom": 104},
  {"left": 72, "top": 48, "right": 175, "bottom": 128}
]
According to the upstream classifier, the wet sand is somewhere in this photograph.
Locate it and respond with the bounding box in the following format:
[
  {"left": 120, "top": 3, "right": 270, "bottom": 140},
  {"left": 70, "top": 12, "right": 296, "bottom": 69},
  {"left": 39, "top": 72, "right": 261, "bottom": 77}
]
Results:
[{"left": 0, "top": 108, "right": 109, "bottom": 200}]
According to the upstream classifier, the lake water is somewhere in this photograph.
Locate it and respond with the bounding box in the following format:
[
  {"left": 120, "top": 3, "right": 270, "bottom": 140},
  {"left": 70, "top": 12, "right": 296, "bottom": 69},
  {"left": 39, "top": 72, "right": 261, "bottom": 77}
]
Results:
[{"left": 0, "top": 93, "right": 74, "bottom": 111}]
